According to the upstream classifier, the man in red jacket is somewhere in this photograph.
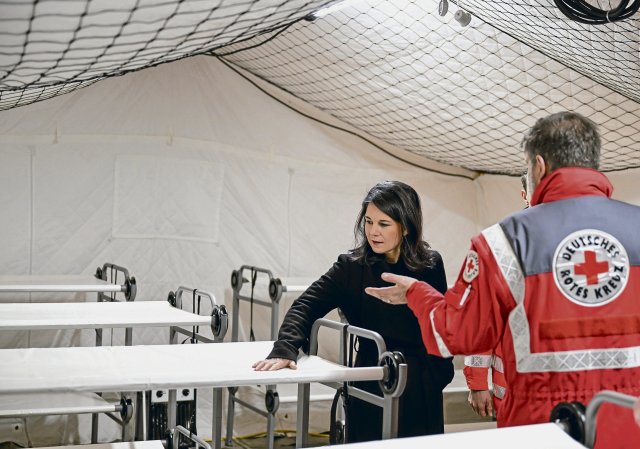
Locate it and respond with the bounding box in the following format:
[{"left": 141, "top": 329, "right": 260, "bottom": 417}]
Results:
[
  {"left": 464, "top": 175, "right": 529, "bottom": 419},
  {"left": 366, "top": 111, "right": 640, "bottom": 448}
]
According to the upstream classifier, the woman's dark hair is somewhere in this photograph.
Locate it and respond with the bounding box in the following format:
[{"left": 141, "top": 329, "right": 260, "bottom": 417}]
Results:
[{"left": 349, "top": 180, "right": 436, "bottom": 270}]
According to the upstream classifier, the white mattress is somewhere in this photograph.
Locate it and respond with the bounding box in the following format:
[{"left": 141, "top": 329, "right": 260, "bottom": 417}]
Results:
[
  {"left": 0, "top": 341, "right": 383, "bottom": 394},
  {"left": 0, "top": 392, "right": 115, "bottom": 417},
  {"left": 329, "top": 423, "right": 585, "bottom": 448},
  {"left": 0, "top": 275, "right": 122, "bottom": 293},
  {"left": 0, "top": 301, "right": 212, "bottom": 330}
]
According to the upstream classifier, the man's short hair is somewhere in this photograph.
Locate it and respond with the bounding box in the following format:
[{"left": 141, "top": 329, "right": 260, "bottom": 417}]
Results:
[{"left": 522, "top": 111, "right": 600, "bottom": 171}]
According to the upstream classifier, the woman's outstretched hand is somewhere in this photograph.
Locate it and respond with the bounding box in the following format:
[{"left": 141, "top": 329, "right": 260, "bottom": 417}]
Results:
[
  {"left": 364, "top": 272, "right": 417, "bottom": 305},
  {"left": 252, "top": 358, "right": 297, "bottom": 371}
]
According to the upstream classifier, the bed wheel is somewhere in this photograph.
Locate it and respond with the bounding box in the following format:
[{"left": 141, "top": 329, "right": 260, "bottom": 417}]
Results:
[
  {"left": 268, "top": 278, "right": 283, "bottom": 303},
  {"left": 550, "top": 401, "right": 586, "bottom": 444},
  {"left": 125, "top": 276, "right": 137, "bottom": 301},
  {"left": 378, "top": 351, "right": 406, "bottom": 394},
  {"left": 211, "top": 305, "right": 229, "bottom": 340},
  {"left": 120, "top": 398, "right": 134, "bottom": 423},
  {"left": 265, "top": 389, "right": 279, "bottom": 413},
  {"left": 167, "top": 291, "right": 177, "bottom": 307},
  {"left": 230, "top": 270, "right": 241, "bottom": 291}
]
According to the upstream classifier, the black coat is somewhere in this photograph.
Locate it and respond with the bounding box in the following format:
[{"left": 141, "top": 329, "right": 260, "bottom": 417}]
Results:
[{"left": 268, "top": 251, "right": 454, "bottom": 442}]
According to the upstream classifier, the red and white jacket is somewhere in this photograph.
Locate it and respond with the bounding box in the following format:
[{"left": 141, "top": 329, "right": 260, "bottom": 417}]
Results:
[
  {"left": 408, "top": 168, "right": 640, "bottom": 449},
  {"left": 463, "top": 345, "right": 506, "bottom": 414}
]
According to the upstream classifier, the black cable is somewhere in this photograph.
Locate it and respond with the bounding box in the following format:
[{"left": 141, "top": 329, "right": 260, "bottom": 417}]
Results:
[
  {"left": 249, "top": 268, "right": 257, "bottom": 342},
  {"left": 554, "top": 0, "right": 640, "bottom": 24},
  {"left": 191, "top": 289, "right": 197, "bottom": 343},
  {"left": 111, "top": 265, "right": 118, "bottom": 302},
  {"left": 192, "top": 291, "right": 201, "bottom": 343}
]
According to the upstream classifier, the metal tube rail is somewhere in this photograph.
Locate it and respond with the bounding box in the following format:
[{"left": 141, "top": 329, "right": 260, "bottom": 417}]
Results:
[
  {"left": 309, "top": 317, "right": 387, "bottom": 358},
  {"left": 230, "top": 397, "right": 270, "bottom": 417},
  {"left": 298, "top": 318, "right": 407, "bottom": 447},
  {"left": 170, "top": 326, "right": 217, "bottom": 344},
  {"left": 96, "top": 262, "right": 137, "bottom": 302},
  {"left": 585, "top": 390, "right": 637, "bottom": 448},
  {"left": 173, "top": 425, "right": 212, "bottom": 449},
  {"left": 233, "top": 296, "right": 273, "bottom": 308},
  {"left": 168, "top": 286, "right": 227, "bottom": 343},
  {"left": 230, "top": 265, "right": 278, "bottom": 341},
  {"left": 227, "top": 265, "right": 281, "bottom": 449},
  {"left": 174, "top": 286, "right": 217, "bottom": 310}
]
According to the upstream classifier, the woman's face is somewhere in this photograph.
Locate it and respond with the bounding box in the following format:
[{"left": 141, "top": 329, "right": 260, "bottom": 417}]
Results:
[{"left": 364, "top": 202, "right": 404, "bottom": 263}]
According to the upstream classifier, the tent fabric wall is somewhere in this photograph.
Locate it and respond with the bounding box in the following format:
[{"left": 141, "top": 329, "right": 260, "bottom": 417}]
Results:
[
  {"left": 0, "top": 56, "right": 476, "bottom": 444},
  {"left": 474, "top": 170, "right": 640, "bottom": 230},
  {"left": 0, "top": 55, "right": 638, "bottom": 443}
]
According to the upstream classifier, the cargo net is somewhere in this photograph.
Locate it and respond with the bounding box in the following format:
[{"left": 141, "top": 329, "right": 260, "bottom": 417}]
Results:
[
  {"left": 2, "top": 0, "right": 640, "bottom": 174},
  {"left": 216, "top": 0, "right": 640, "bottom": 174},
  {"left": 0, "top": 0, "right": 333, "bottom": 109}
]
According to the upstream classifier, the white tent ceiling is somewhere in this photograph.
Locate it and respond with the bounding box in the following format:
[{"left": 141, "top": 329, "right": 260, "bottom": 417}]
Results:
[{"left": 1, "top": 0, "right": 639, "bottom": 175}]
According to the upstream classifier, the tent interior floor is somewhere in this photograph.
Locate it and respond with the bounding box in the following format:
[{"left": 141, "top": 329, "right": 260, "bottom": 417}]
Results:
[
  {"left": 0, "top": 377, "right": 494, "bottom": 449},
  {"left": 222, "top": 422, "right": 497, "bottom": 449},
  {"left": 221, "top": 382, "right": 496, "bottom": 448},
  {"left": 224, "top": 432, "right": 329, "bottom": 449}
]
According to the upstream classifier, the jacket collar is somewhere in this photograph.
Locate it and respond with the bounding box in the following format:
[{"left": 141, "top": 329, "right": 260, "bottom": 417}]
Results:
[{"left": 530, "top": 167, "right": 613, "bottom": 206}]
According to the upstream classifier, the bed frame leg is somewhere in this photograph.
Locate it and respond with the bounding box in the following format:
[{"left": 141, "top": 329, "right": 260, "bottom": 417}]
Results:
[
  {"left": 212, "top": 388, "right": 223, "bottom": 449},
  {"left": 295, "top": 383, "right": 310, "bottom": 448}
]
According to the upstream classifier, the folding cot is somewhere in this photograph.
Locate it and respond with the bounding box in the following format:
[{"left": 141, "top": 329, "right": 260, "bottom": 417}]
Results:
[
  {"left": 226, "top": 265, "right": 339, "bottom": 449},
  {"left": 0, "top": 263, "right": 137, "bottom": 302},
  {"left": 0, "top": 276, "right": 226, "bottom": 444},
  {"left": 0, "top": 318, "right": 408, "bottom": 449}
]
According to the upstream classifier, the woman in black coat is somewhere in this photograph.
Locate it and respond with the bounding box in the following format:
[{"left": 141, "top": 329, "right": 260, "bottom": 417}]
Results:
[{"left": 253, "top": 180, "right": 454, "bottom": 442}]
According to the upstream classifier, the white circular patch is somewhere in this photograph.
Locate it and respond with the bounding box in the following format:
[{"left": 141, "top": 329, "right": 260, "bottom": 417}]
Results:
[
  {"left": 462, "top": 250, "right": 480, "bottom": 283},
  {"left": 552, "top": 229, "right": 629, "bottom": 307}
]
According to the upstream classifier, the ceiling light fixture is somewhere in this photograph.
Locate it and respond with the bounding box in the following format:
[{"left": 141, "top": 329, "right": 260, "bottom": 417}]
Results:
[
  {"left": 305, "top": 0, "right": 357, "bottom": 21},
  {"left": 453, "top": 0, "right": 472, "bottom": 26},
  {"left": 438, "top": 0, "right": 449, "bottom": 16},
  {"left": 454, "top": 8, "right": 472, "bottom": 26}
]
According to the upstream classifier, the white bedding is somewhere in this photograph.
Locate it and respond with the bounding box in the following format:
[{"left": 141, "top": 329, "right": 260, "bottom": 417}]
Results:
[
  {"left": 0, "top": 275, "right": 122, "bottom": 294},
  {"left": 329, "top": 423, "right": 585, "bottom": 449},
  {"left": 0, "top": 341, "right": 383, "bottom": 394},
  {"left": 0, "top": 301, "right": 212, "bottom": 330}
]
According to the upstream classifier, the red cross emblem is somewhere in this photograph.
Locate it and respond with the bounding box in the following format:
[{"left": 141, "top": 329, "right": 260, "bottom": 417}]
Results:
[
  {"left": 574, "top": 250, "right": 609, "bottom": 285},
  {"left": 554, "top": 230, "right": 628, "bottom": 306},
  {"left": 463, "top": 250, "right": 479, "bottom": 283},
  {"left": 466, "top": 258, "right": 476, "bottom": 273}
]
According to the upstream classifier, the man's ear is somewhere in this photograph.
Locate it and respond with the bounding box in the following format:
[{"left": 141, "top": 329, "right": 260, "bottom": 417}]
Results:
[{"left": 535, "top": 154, "right": 547, "bottom": 178}]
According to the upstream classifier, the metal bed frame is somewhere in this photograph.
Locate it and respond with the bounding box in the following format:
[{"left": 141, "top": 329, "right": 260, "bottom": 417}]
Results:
[
  {"left": 226, "top": 265, "right": 310, "bottom": 449},
  {"left": 0, "top": 318, "right": 407, "bottom": 449},
  {"left": 0, "top": 262, "right": 136, "bottom": 300},
  {"left": 0, "top": 262, "right": 137, "bottom": 444},
  {"left": 0, "top": 275, "right": 227, "bottom": 445}
]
